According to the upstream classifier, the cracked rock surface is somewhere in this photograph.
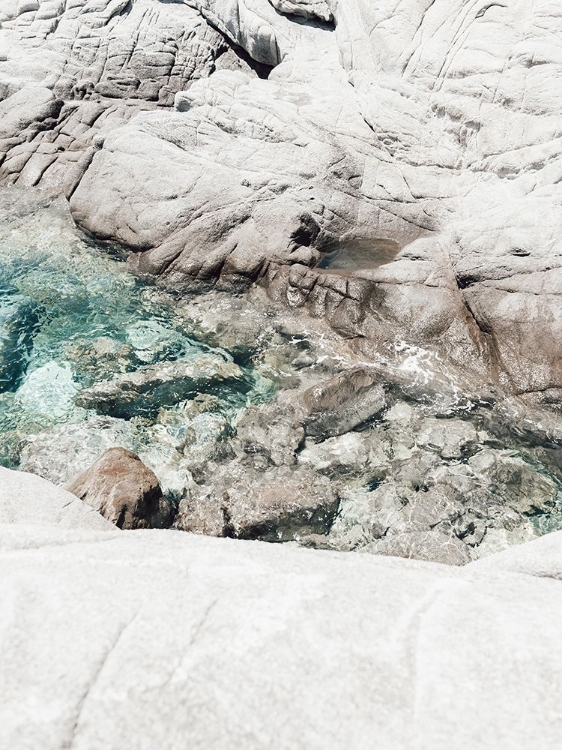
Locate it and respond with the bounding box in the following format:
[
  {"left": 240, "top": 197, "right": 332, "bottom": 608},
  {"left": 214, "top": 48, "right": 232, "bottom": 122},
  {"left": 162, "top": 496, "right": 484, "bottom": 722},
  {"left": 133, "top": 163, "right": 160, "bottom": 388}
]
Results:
[{"left": 0, "top": 0, "right": 561, "bottom": 398}]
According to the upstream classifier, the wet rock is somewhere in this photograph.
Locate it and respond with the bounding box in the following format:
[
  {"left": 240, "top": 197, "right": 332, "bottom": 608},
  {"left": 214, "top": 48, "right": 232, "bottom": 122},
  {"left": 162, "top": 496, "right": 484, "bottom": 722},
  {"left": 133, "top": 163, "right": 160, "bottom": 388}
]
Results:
[
  {"left": 235, "top": 399, "right": 306, "bottom": 467},
  {"left": 416, "top": 418, "right": 480, "bottom": 459},
  {"left": 76, "top": 355, "right": 244, "bottom": 418},
  {"left": 66, "top": 447, "right": 173, "bottom": 529},
  {"left": 324, "top": 431, "right": 560, "bottom": 562},
  {"left": 125, "top": 320, "right": 189, "bottom": 364},
  {"left": 300, "top": 368, "right": 386, "bottom": 439},
  {"left": 468, "top": 450, "right": 558, "bottom": 515},
  {"left": 0, "top": 290, "right": 40, "bottom": 392},
  {"left": 476, "top": 525, "right": 540, "bottom": 558},
  {"left": 176, "top": 469, "right": 338, "bottom": 542},
  {"left": 368, "top": 531, "right": 473, "bottom": 567},
  {"left": 298, "top": 431, "right": 390, "bottom": 479},
  {"left": 65, "top": 337, "right": 133, "bottom": 379}
]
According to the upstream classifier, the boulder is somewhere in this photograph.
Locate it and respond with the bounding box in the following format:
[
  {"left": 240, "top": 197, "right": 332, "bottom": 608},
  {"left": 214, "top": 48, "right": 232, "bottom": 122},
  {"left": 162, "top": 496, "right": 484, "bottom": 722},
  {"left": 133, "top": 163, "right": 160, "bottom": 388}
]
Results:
[
  {"left": 65, "top": 447, "right": 174, "bottom": 529},
  {"left": 1, "top": 499, "right": 562, "bottom": 748},
  {"left": 176, "top": 468, "right": 338, "bottom": 541}
]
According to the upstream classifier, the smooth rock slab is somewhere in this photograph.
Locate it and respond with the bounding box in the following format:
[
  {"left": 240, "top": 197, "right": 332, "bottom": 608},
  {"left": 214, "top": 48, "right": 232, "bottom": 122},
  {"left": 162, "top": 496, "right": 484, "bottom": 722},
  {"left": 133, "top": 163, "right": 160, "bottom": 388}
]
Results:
[
  {"left": 177, "top": 468, "right": 338, "bottom": 540},
  {"left": 300, "top": 367, "right": 386, "bottom": 438},
  {"left": 1, "top": 514, "right": 562, "bottom": 748}
]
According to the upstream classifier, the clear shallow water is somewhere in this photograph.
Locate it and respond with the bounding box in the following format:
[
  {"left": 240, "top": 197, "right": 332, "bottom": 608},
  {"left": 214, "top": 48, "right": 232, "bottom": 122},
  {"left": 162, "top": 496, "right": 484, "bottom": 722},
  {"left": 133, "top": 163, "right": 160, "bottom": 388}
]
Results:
[
  {"left": 2, "top": 189, "right": 562, "bottom": 553},
  {"left": 0, "top": 190, "right": 275, "bottom": 489}
]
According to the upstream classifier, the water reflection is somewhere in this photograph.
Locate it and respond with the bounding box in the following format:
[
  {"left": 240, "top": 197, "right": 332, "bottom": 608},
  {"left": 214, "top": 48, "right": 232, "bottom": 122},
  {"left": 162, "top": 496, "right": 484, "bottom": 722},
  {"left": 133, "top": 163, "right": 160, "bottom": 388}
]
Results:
[{"left": 316, "top": 237, "right": 402, "bottom": 274}]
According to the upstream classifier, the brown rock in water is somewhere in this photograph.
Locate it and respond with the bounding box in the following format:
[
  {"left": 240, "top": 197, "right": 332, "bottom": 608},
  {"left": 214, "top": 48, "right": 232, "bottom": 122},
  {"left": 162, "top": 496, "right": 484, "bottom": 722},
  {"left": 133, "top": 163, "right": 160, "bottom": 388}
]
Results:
[{"left": 65, "top": 447, "right": 173, "bottom": 529}]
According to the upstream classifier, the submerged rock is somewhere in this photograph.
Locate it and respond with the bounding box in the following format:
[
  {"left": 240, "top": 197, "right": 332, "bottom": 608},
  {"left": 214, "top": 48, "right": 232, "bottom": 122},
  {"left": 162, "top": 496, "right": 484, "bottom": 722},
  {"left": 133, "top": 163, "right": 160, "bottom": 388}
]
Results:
[
  {"left": 0, "top": 290, "right": 40, "bottom": 393},
  {"left": 66, "top": 447, "right": 174, "bottom": 529},
  {"left": 176, "top": 468, "right": 338, "bottom": 542},
  {"left": 65, "top": 337, "right": 133, "bottom": 379},
  {"left": 300, "top": 367, "right": 386, "bottom": 438},
  {"left": 16, "top": 361, "right": 79, "bottom": 422},
  {"left": 76, "top": 355, "right": 244, "bottom": 418}
]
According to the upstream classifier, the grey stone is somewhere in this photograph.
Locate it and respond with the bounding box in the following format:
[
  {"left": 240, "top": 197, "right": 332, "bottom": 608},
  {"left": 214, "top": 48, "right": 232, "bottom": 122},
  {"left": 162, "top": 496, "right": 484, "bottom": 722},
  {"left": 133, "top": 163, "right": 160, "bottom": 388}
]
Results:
[
  {"left": 368, "top": 530, "right": 473, "bottom": 566},
  {"left": 416, "top": 418, "right": 480, "bottom": 460},
  {"left": 235, "top": 399, "right": 306, "bottom": 467},
  {"left": 300, "top": 367, "right": 386, "bottom": 438},
  {"left": 76, "top": 355, "right": 244, "bottom": 418},
  {"left": 176, "top": 468, "right": 338, "bottom": 541}
]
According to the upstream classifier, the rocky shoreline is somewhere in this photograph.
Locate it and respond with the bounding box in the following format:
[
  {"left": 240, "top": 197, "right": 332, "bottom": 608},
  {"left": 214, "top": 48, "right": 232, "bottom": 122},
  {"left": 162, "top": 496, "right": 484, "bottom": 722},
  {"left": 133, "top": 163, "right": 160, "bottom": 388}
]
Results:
[
  {"left": 1, "top": 0, "right": 562, "bottom": 744},
  {"left": 1, "top": 183, "right": 562, "bottom": 565},
  {"left": 0, "top": 0, "right": 561, "bottom": 588}
]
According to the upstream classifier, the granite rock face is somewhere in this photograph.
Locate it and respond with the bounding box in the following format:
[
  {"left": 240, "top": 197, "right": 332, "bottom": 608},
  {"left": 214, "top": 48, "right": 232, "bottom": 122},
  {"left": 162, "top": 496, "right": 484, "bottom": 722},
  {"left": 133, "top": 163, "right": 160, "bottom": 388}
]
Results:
[
  {"left": 65, "top": 447, "right": 173, "bottom": 529},
  {"left": 1, "top": 0, "right": 561, "bottom": 401},
  {"left": 2, "top": 468, "right": 562, "bottom": 749}
]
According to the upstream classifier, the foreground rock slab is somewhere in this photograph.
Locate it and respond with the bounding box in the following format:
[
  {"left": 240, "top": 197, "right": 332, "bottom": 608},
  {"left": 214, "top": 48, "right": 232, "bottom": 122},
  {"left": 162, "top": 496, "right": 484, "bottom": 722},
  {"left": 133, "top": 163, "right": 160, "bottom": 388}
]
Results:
[
  {"left": 1, "top": 524, "right": 562, "bottom": 749},
  {"left": 0, "top": 466, "right": 113, "bottom": 530},
  {"left": 1, "top": 470, "right": 562, "bottom": 749},
  {"left": 66, "top": 447, "right": 173, "bottom": 529}
]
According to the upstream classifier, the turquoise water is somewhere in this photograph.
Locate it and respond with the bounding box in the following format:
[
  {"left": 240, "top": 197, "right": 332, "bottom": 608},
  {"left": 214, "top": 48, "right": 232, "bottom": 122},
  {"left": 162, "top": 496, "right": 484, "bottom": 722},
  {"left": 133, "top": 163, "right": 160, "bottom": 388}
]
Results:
[
  {"left": 2, "top": 188, "right": 562, "bottom": 550},
  {"left": 0, "top": 190, "right": 273, "bottom": 487}
]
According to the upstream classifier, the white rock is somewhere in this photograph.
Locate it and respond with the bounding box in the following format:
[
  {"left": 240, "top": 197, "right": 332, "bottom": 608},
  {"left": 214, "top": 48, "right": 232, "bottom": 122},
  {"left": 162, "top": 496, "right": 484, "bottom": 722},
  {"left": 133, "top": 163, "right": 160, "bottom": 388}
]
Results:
[
  {"left": 0, "top": 506, "right": 561, "bottom": 747},
  {"left": 0, "top": 466, "right": 113, "bottom": 530},
  {"left": 1, "top": 0, "right": 562, "bottom": 396}
]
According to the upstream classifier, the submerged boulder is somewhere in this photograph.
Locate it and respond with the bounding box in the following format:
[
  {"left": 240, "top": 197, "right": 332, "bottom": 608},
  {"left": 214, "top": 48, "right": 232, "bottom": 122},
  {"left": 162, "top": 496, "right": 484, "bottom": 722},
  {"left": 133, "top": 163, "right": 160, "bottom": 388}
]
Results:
[
  {"left": 75, "top": 354, "right": 244, "bottom": 418},
  {"left": 300, "top": 368, "right": 386, "bottom": 439},
  {"left": 66, "top": 447, "right": 174, "bottom": 529},
  {"left": 176, "top": 468, "right": 338, "bottom": 542}
]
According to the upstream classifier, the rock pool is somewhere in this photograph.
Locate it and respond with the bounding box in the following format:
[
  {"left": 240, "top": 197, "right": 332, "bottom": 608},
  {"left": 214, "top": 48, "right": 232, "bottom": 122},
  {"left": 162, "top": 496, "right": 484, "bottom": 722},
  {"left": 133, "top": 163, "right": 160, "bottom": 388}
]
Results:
[
  {"left": 0, "top": 190, "right": 275, "bottom": 498},
  {"left": 2, "top": 188, "right": 562, "bottom": 562}
]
